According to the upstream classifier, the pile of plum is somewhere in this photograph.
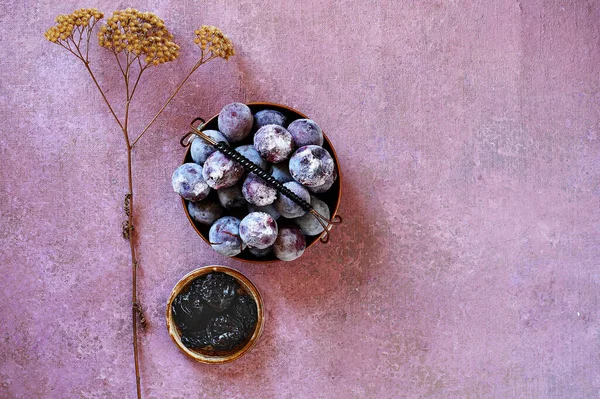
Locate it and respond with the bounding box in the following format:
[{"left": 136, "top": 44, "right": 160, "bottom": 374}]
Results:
[
  {"left": 171, "top": 272, "right": 258, "bottom": 352},
  {"left": 172, "top": 103, "right": 338, "bottom": 261}
]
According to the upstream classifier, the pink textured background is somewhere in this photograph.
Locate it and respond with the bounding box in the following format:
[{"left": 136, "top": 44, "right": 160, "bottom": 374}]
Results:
[{"left": 1, "top": 1, "right": 599, "bottom": 398}]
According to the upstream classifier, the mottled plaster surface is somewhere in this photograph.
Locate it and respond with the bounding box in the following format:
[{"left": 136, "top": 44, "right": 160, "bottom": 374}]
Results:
[{"left": 1, "top": 1, "right": 599, "bottom": 398}]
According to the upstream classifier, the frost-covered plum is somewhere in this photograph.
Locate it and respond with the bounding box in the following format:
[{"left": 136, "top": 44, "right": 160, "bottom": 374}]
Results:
[
  {"left": 253, "top": 109, "right": 287, "bottom": 129},
  {"left": 239, "top": 212, "right": 278, "bottom": 249},
  {"left": 248, "top": 203, "right": 280, "bottom": 220},
  {"left": 198, "top": 272, "right": 237, "bottom": 311},
  {"left": 209, "top": 216, "right": 246, "bottom": 257},
  {"left": 190, "top": 130, "right": 229, "bottom": 165},
  {"left": 289, "top": 145, "right": 335, "bottom": 187},
  {"left": 172, "top": 163, "right": 211, "bottom": 201},
  {"left": 202, "top": 151, "right": 244, "bottom": 190},
  {"left": 293, "top": 196, "right": 330, "bottom": 235},
  {"left": 217, "top": 184, "right": 247, "bottom": 209},
  {"left": 253, "top": 124, "right": 293, "bottom": 163},
  {"left": 274, "top": 181, "right": 311, "bottom": 218},
  {"left": 242, "top": 173, "right": 277, "bottom": 206},
  {"left": 287, "top": 119, "right": 323, "bottom": 147},
  {"left": 218, "top": 102, "right": 253, "bottom": 142},
  {"left": 187, "top": 199, "right": 224, "bottom": 225},
  {"left": 235, "top": 145, "right": 268, "bottom": 170},
  {"left": 248, "top": 245, "right": 273, "bottom": 258},
  {"left": 273, "top": 226, "right": 306, "bottom": 261},
  {"left": 308, "top": 166, "right": 337, "bottom": 194},
  {"left": 270, "top": 163, "right": 293, "bottom": 183}
]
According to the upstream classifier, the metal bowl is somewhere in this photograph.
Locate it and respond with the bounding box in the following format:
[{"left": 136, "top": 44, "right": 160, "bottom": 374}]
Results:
[
  {"left": 165, "top": 265, "right": 264, "bottom": 364},
  {"left": 181, "top": 102, "right": 342, "bottom": 263}
]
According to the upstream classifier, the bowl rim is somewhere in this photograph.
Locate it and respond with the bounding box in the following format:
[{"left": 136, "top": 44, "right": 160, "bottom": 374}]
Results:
[
  {"left": 165, "top": 265, "right": 265, "bottom": 364},
  {"left": 180, "top": 101, "right": 343, "bottom": 263}
]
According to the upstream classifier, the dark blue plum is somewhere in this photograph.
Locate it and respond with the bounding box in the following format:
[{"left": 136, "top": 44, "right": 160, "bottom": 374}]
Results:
[
  {"left": 274, "top": 181, "right": 311, "bottom": 218},
  {"left": 202, "top": 151, "right": 245, "bottom": 190},
  {"left": 287, "top": 119, "right": 323, "bottom": 147},
  {"left": 248, "top": 245, "right": 273, "bottom": 258},
  {"left": 289, "top": 145, "right": 335, "bottom": 187},
  {"left": 190, "top": 130, "right": 229, "bottom": 165},
  {"left": 273, "top": 226, "right": 306, "bottom": 261},
  {"left": 248, "top": 203, "right": 280, "bottom": 220},
  {"left": 242, "top": 173, "right": 277, "bottom": 206},
  {"left": 253, "top": 109, "right": 287, "bottom": 130},
  {"left": 208, "top": 216, "right": 246, "bottom": 257},
  {"left": 235, "top": 144, "right": 268, "bottom": 170},
  {"left": 218, "top": 102, "right": 253, "bottom": 142},
  {"left": 187, "top": 199, "right": 224, "bottom": 225},
  {"left": 270, "top": 163, "right": 293, "bottom": 183},
  {"left": 253, "top": 124, "right": 293, "bottom": 164},
  {"left": 308, "top": 166, "right": 337, "bottom": 194},
  {"left": 239, "top": 212, "right": 278, "bottom": 249},
  {"left": 172, "top": 163, "right": 211, "bottom": 201},
  {"left": 217, "top": 184, "right": 247, "bottom": 209},
  {"left": 293, "top": 196, "right": 330, "bottom": 236}
]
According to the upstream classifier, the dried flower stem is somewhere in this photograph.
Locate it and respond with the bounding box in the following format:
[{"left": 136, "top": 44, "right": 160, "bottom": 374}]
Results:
[
  {"left": 55, "top": 38, "right": 214, "bottom": 399},
  {"left": 131, "top": 54, "right": 216, "bottom": 147},
  {"left": 51, "top": 25, "right": 145, "bottom": 399},
  {"left": 83, "top": 62, "right": 125, "bottom": 130},
  {"left": 46, "top": 10, "right": 235, "bottom": 399},
  {"left": 112, "top": 47, "right": 153, "bottom": 399},
  {"left": 126, "top": 146, "right": 142, "bottom": 399}
]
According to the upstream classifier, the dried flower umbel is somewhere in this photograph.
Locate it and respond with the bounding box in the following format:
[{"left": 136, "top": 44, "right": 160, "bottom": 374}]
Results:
[
  {"left": 45, "top": 8, "right": 234, "bottom": 399},
  {"left": 44, "top": 8, "right": 104, "bottom": 45},
  {"left": 98, "top": 9, "right": 180, "bottom": 65},
  {"left": 195, "top": 25, "right": 235, "bottom": 61}
]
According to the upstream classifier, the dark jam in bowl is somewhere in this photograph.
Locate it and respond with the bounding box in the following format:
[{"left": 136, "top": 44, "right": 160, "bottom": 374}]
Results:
[{"left": 171, "top": 272, "right": 258, "bottom": 354}]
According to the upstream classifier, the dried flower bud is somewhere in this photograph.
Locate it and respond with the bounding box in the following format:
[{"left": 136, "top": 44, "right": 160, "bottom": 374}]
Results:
[
  {"left": 44, "top": 8, "right": 104, "bottom": 44},
  {"left": 194, "top": 25, "right": 234, "bottom": 60},
  {"left": 98, "top": 9, "right": 180, "bottom": 66}
]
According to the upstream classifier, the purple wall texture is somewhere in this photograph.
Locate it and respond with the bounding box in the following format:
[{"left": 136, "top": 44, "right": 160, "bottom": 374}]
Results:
[{"left": 1, "top": 0, "right": 599, "bottom": 398}]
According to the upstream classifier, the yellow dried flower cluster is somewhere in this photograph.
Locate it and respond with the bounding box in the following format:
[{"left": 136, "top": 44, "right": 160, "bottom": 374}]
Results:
[
  {"left": 194, "top": 25, "right": 235, "bottom": 60},
  {"left": 44, "top": 8, "right": 104, "bottom": 43},
  {"left": 98, "top": 8, "right": 180, "bottom": 66}
]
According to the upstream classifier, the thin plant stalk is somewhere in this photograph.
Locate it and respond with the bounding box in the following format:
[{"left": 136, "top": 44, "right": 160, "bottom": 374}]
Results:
[
  {"left": 45, "top": 11, "right": 234, "bottom": 398},
  {"left": 131, "top": 53, "right": 216, "bottom": 147},
  {"left": 60, "top": 36, "right": 219, "bottom": 399}
]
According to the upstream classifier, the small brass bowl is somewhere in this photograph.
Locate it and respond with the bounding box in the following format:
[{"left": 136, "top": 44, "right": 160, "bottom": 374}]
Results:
[
  {"left": 181, "top": 102, "right": 342, "bottom": 263},
  {"left": 166, "top": 265, "right": 265, "bottom": 364}
]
